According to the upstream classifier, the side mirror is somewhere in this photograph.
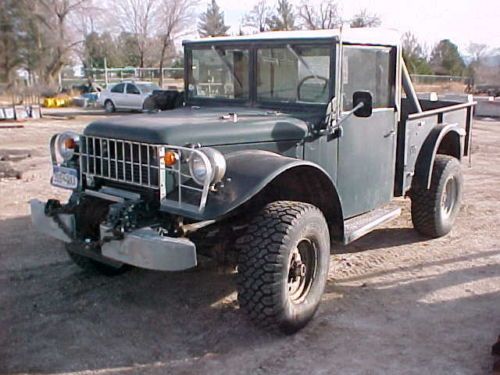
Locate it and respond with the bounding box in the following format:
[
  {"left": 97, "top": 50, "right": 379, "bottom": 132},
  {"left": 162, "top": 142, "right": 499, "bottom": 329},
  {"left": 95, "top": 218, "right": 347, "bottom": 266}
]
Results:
[{"left": 353, "top": 91, "right": 373, "bottom": 118}]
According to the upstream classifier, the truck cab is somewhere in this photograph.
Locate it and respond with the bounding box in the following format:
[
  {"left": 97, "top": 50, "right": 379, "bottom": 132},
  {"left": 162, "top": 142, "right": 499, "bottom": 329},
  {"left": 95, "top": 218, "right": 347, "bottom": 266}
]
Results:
[{"left": 31, "top": 29, "right": 474, "bottom": 333}]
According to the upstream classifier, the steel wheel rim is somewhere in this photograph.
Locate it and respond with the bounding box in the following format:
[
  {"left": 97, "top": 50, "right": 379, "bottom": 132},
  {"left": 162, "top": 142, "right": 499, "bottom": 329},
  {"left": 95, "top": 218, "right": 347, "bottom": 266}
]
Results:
[
  {"left": 441, "top": 176, "right": 457, "bottom": 218},
  {"left": 288, "top": 238, "right": 317, "bottom": 304},
  {"left": 105, "top": 102, "right": 113, "bottom": 112}
]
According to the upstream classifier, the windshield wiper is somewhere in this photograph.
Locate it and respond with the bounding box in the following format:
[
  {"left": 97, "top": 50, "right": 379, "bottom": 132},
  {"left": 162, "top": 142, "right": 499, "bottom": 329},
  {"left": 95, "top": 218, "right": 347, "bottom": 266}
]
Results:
[
  {"left": 211, "top": 46, "right": 243, "bottom": 89},
  {"left": 286, "top": 44, "right": 318, "bottom": 80}
]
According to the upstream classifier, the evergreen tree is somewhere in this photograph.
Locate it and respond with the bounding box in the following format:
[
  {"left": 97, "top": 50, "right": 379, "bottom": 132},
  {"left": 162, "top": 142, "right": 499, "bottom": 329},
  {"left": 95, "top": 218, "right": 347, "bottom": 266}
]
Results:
[
  {"left": 266, "top": 0, "right": 296, "bottom": 31},
  {"left": 429, "top": 39, "right": 465, "bottom": 76},
  {"left": 198, "top": 0, "right": 230, "bottom": 37}
]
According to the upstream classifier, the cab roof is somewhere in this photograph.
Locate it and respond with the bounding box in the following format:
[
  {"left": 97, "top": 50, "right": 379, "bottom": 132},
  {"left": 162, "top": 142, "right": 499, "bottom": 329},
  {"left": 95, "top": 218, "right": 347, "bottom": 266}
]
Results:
[{"left": 183, "top": 28, "right": 401, "bottom": 47}]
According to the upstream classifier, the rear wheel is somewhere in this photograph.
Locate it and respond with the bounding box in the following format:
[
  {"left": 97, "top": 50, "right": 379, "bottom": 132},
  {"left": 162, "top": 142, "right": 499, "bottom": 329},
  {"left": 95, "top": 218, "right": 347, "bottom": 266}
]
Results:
[
  {"left": 104, "top": 100, "right": 115, "bottom": 113},
  {"left": 236, "top": 201, "right": 330, "bottom": 334},
  {"left": 66, "top": 243, "right": 130, "bottom": 276},
  {"left": 410, "top": 155, "right": 463, "bottom": 237}
]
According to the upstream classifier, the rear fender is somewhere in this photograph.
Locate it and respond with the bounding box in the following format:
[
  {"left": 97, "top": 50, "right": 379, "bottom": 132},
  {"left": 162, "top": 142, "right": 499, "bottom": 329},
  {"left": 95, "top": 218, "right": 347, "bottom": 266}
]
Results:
[{"left": 413, "top": 123, "right": 465, "bottom": 190}]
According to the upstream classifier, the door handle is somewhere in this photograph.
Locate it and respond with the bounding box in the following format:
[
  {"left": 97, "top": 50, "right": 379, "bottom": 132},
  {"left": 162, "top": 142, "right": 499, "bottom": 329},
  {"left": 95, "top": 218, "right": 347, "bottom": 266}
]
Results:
[{"left": 384, "top": 130, "right": 396, "bottom": 138}]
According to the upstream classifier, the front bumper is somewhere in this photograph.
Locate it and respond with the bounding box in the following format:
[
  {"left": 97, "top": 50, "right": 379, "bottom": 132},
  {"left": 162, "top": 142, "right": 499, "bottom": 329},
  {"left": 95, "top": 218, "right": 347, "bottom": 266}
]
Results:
[
  {"left": 30, "top": 199, "right": 75, "bottom": 243},
  {"left": 29, "top": 199, "right": 197, "bottom": 271}
]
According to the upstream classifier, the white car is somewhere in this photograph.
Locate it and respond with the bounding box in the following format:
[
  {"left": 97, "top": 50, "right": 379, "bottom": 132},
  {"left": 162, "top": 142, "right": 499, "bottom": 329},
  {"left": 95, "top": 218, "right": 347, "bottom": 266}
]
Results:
[{"left": 98, "top": 81, "right": 160, "bottom": 112}]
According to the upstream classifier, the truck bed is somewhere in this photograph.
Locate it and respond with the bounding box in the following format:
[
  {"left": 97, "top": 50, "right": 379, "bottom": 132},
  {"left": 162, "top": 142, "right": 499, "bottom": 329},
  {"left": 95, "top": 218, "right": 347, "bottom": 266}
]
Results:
[{"left": 395, "top": 98, "right": 475, "bottom": 196}]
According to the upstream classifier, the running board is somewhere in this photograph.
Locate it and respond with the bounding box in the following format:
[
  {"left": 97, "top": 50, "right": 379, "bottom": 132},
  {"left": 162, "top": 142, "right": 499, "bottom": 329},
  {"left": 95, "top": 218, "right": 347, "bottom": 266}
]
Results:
[{"left": 343, "top": 206, "right": 401, "bottom": 245}]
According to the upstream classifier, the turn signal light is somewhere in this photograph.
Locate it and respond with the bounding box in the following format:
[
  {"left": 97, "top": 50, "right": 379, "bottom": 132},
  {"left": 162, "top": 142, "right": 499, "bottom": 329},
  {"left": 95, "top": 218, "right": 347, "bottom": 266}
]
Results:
[
  {"left": 64, "top": 138, "right": 76, "bottom": 149},
  {"left": 164, "top": 151, "right": 178, "bottom": 166}
]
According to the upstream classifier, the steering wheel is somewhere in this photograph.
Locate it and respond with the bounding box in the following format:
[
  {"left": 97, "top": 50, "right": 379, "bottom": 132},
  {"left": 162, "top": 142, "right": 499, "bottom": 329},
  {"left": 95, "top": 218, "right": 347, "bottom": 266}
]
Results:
[{"left": 297, "top": 75, "right": 329, "bottom": 102}]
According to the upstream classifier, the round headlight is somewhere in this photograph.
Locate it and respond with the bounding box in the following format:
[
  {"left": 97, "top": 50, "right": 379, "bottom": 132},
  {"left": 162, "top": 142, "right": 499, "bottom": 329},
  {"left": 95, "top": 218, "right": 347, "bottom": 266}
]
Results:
[
  {"left": 56, "top": 132, "right": 80, "bottom": 161},
  {"left": 188, "top": 148, "right": 226, "bottom": 186}
]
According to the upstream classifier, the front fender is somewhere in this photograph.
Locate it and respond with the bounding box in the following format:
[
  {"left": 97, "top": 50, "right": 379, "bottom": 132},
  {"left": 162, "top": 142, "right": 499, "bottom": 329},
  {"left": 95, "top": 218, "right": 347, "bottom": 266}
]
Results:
[
  {"left": 169, "top": 150, "right": 341, "bottom": 223},
  {"left": 413, "top": 123, "right": 465, "bottom": 189}
]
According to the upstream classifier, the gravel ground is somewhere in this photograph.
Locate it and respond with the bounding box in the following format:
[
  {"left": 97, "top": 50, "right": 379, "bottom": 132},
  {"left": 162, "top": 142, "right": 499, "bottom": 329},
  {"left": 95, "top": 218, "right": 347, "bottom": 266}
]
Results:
[{"left": 0, "top": 111, "right": 499, "bottom": 375}]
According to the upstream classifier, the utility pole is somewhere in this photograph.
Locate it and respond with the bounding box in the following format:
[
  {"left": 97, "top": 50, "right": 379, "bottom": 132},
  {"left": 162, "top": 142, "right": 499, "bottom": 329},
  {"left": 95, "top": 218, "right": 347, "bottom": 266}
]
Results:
[{"left": 104, "top": 56, "right": 109, "bottom": 87}]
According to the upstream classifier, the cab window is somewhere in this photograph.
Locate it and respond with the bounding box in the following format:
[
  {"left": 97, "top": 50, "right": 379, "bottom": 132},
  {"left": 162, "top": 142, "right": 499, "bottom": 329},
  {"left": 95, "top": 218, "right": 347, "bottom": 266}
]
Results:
[
  {"left": 342, "top": 45, "right": 393, "bottom": 111},
  {"left": 257, "top": 46, "right": 331, "bottom": 104}
]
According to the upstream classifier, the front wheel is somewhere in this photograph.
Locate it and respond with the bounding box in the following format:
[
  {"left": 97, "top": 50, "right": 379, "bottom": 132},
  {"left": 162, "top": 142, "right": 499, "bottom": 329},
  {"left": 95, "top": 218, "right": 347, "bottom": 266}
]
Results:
[
  {"left": 410, "top": 155, "right": 463, "bottom": 238},
  {"left": 236, "top": 201, "right": 330, "bottom": 334}
]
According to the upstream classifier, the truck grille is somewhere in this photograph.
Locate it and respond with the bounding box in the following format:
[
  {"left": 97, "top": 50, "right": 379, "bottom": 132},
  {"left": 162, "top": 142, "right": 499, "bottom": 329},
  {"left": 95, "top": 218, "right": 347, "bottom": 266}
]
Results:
[
  {"left": 80, "top": 136, "right": 160, "bottom": 189},
  {"left": 79, "top": 137, "right": 213, "bottom": 214}
]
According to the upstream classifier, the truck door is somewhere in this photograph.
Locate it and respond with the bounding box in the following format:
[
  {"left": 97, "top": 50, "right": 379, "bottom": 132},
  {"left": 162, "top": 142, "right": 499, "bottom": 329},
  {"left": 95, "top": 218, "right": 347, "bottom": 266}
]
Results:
[{"left": 337, "top": 45, "right": 397, "bottom": 218}]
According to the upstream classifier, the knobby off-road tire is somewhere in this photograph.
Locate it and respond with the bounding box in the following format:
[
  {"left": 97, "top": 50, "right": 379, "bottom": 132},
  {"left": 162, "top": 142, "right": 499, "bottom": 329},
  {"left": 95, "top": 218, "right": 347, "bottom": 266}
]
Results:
[
  {"left": 411, "top": 155, "right": 463, "bottom": 238},
  {"left": 236, "top": 201, "right": 330, "bottom": 334},
  {"left": 66, "top": 243, "right": 130, "bottom": 276}
]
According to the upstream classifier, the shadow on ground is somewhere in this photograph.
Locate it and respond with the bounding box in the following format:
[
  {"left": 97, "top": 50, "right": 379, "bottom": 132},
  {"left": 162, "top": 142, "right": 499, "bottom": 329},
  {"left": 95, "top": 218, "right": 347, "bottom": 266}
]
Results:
[
  {"left": 338, "top": 227, "right": 427, "bottom": 253},
  {"left": 0, "top": 215, "right": 498, "bottom": 374}
]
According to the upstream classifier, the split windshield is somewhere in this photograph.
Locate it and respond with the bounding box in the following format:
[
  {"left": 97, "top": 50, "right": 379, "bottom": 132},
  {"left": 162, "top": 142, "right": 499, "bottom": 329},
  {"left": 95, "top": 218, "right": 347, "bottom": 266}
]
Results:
[
  {"left": 187, "top": 44, "right": 331, "bottom": 105},
  {"left": 189, "top": 47, "right": 250, "bottom": 100}
]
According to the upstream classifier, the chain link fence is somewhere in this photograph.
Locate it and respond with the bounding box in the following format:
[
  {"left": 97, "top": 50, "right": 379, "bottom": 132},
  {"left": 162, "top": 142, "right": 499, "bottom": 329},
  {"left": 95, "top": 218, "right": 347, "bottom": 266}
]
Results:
[{"left": 61, "top": 67, "right": 184, "bottom": 90}]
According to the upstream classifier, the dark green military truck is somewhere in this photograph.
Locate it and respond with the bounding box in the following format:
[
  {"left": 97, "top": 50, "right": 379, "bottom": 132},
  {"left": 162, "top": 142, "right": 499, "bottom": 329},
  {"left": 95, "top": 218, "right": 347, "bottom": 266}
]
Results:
[{"left": 31, "top": 29, "right": 474, "bottom": 333}]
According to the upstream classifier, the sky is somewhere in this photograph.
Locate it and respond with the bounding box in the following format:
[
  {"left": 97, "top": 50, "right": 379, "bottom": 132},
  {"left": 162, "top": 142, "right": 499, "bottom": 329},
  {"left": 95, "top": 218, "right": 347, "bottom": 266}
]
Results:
[{"left": 212, "top": 0, "right": 500, "bottom": 55}]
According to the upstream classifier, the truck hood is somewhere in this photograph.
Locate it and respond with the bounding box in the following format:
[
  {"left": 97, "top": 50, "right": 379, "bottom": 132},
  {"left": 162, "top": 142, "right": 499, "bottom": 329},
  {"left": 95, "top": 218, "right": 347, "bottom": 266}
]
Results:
[{"left": 84, "top": 107, "right": 310, "bottom": 146}]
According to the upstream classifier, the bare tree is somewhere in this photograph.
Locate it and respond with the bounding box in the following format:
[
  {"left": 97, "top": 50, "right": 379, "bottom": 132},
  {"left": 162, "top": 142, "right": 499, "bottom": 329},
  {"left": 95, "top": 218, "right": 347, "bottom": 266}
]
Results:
[
  {"left": 402, "top": 32, "right": 426, "bottom": 59},
  {"left": 0, "top": 0, "right": 24, "bottom": 84},
  {"left": 350, "top": 9, "right": 381, "bottom": 28},
  {"left": 34, "top": 0, "right": 95, "bottom": 85},
  {"left": 401, "top": 31, "right": 432, "bottom": 74},
  {"left": 156, "top": 0, "right": 197, "bottom": 87},
  {"left": 466, "top": 42, "right": 489, "bottom": 86},
  {"left": 467, "top": 43, "right": 488, "bottom": 63},
  {"left": 244, "top": 0, "right": 272, "bottom": 33},
  {"left": 298, "top": 0, "right": 340, "bottom": 30},
  {"left": 115, "top": 0, "right": 158, "bottom": 68}
]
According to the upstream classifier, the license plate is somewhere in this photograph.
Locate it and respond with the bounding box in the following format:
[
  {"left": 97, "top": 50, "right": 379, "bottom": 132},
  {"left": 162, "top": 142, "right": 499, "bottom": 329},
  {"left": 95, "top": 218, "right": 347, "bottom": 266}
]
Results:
[{"left": 52, "top": 166, "right": 78, "bottom": 189}]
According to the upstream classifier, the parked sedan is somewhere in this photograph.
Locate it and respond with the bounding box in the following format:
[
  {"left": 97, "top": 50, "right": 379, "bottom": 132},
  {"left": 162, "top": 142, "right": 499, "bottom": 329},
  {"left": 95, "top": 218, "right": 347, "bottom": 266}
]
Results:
[{"left": 98, "top": 81, "right": 161, "bottom": 112}]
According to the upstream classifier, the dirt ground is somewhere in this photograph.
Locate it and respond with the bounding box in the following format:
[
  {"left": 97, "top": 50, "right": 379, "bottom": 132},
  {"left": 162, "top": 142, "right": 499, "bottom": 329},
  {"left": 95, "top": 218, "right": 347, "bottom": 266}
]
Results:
[{"left": 0, "top": 109, "right": 499, "bottom": 375}]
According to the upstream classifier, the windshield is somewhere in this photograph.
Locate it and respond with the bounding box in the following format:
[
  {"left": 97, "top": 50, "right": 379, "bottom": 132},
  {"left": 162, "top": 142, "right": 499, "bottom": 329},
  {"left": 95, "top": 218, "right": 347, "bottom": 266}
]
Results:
[
  {"left": 188, "top": 47, "right": 250, "bottom": 100},
  {"left": 257, "top": 46, "right": 331, "bottom": 104},
  {"left": 137, "top": 83, "right": 160, "bottom": 93},
  {"left": 185, "top": 44, "right": 331, "bottom": 104}
]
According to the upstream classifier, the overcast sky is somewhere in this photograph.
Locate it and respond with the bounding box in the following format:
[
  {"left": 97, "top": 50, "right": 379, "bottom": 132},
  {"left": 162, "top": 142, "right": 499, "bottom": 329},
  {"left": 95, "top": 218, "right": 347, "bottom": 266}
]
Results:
[{"left": 213, "top": 0, "right": 500, "bottom": 54}]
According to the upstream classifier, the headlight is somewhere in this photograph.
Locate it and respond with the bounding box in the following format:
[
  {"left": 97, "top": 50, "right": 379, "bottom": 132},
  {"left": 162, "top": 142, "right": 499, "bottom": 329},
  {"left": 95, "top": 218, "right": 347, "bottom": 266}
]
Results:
[
  {"left": 188, "top": 148, "right": 226, "bottom": 186},
  {"left": 56, "top": 131, "right": 80, "bottom": 161}
]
